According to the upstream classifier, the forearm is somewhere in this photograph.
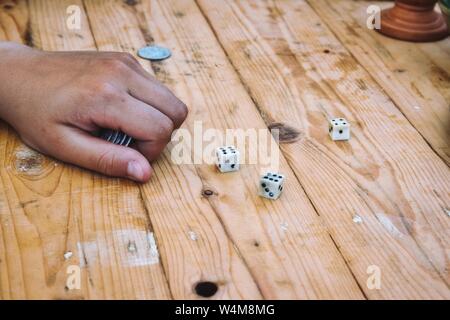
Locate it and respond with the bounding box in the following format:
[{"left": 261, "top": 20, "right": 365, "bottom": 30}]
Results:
[{"left": 0, "top": 42, "right": 40, "bottom": 125}]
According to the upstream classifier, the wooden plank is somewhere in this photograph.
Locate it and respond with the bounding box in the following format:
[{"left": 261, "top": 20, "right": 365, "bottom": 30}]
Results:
[
  {"left": 308, "top": 0, "right": 450, "bottom": 164},
  {"left": 83, "top": 0, "right": 365, "bottom": 299},
  {"left": 0, "top": 0, "right": 28, "bottom": 43},
  {"left": 82, "top": 0, "right": 262, "bottom": 300},
  {"left": 0, "top": 0, "right": 171, "bottom": 299},
  {"left": 0, "top": 0, "right": 32, "bottom": 300},
  {"left": 195, "top": 0, "right": 450, "bottom": 299},
  {"left": 0, "top": 0, "right": 28, "bottom": 300}
]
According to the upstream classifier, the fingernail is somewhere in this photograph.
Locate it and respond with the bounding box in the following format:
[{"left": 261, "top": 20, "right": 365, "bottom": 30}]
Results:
[{"left": 127, "top": 161, "right": 144, "bottom": 181}]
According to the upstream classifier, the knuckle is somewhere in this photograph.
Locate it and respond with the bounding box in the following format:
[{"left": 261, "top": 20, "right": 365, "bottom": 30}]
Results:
[
  {"left": 96, "top": 149, "right": 117, "bottom": 176},
  {"left": 118, "top": 52, "right": 138, "bottom": 65},
  {"left": 155, "top": 117, "right": 174, "bottom": 140},
  {"left": 95, "top": 81, "right": 120, "bottom": 101},
  {"left": 72, "top": 90, "right": 91, "bottom": 108},
  {"left": 173, "top": 101, "right": 188, "bottom": 124},
  {"left": 102, "top": 57, "right": 130, "bottom": 75},
  {"left": 71, "top": 107, "right": 91, "bottom": 124}
]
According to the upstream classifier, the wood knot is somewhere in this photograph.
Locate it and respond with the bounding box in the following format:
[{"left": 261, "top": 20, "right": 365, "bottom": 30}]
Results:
[
  {"left": 201, "top": 188, "right": 216, "bottom": 198},
  {"left": 174, "top": 11, "right": 185, "bottom": 18},
  {"left": 268, "top": 122, "right": 302, "bottom": 143},
  {"left": 194, "top": 281, "right": 218, "bottom": 298},
  {"left": 124, "top": 0, "right": 138, "bottom": 6},
  {"left": 14, "top": 147, "right": 45, "bottom": 176},
  {"left": 2, "top": 2, "right": 15, "bottom": 10}
]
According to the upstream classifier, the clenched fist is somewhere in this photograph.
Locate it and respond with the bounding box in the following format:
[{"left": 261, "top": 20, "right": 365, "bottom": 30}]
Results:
[{"left": 0, "top": 42, "right": 188, "bottom": 182}]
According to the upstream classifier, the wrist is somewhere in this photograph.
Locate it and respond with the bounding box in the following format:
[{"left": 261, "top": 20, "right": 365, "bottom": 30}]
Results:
[{"left": 0, "top": 42, "right": 40, "bottom": 124}]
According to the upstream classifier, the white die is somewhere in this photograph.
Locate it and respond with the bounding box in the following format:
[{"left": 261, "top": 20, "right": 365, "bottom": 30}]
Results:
[
  {"left": 215, "top": 146, "right": 240, "bottom": 173},
  {"left": 259, "top": 172, "right": 285, "bottom": 200},
  {"left": 329, "top": 118, "right": 350, "bottom": 141}
]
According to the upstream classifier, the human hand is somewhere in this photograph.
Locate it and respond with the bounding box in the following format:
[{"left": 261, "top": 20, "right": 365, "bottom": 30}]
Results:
[{"left": 0, "top": 42, "right": 188, "bottom": 182}]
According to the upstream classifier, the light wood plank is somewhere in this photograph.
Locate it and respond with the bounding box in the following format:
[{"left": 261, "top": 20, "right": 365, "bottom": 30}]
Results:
[
  {"left": 83, "top": 0, "right": 263, "bottom": 300},
  {"left": 0, "top": 0, "right": 28, "bottom": 300},
  {"left": 0, "top": 0, "right": 28, "bottom": 43},
  {"left": 196, "top": 0, "right": 450, "bottom": 299},
  {"left": 3, "top": 0, "right": 448, "bottom": 300},
  {"left": 308, "top": 0, "right": 450, "bottom": 164},
  {"left": 140, "top": 0, "right": 366, "bottom": 299},
  {"left": 0, "top": 0, "right": 171, "bottom": 299},
  {"left": 83, "top": 0, "right": 365, "bottom": 299}
]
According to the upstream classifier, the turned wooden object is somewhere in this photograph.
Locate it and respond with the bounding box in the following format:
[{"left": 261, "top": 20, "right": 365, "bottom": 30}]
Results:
[{"left": 378, "top": 0, "right": 448, "bottom": 42}]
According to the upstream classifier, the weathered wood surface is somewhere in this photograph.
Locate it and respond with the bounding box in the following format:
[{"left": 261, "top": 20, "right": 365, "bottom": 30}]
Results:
[
  {"left": 0, "top": 0, "right": 449, "bottom": 299},
  {"left": 195, "top": 0, "right": 450, "bottom": 299},
  {"left": 1, "top": 0, "right": 172, "bottom": 299},
  {"left": 83, "top": 0, "right": 364, "bottom": 299},
  {"left": 308, "top": 0, "right": 450, "bottom": 165}
]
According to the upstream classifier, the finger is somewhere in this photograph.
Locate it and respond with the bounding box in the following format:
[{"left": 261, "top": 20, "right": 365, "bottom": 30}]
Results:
[
  {"left": 50, "top": 127, "right": 153, "bottom": 182},
  {"left": 127, "top": 72, "right": 188, "bottom": 128},
  {"left": 134, "top": 140, "right": 168, "bottom": 163},
  {"left": 91, "top": 93, "right": 175, "bottom": 143},
  {"left": 103, "top": 52, "right": 149, "bottom": 78}
]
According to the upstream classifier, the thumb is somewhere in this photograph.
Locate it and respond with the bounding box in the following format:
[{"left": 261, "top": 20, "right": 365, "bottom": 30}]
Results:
[{"left": 49, "top": 127, "right": 152, "bottom": 182}]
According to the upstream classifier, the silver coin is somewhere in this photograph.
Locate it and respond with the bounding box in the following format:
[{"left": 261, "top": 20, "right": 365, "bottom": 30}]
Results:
[
  {"left": 122, "top": 135, "right": 133, "bottom": 147},
  {"left": 118, "top": 132, "right": 125, "bottom": 142},
  {"left": 137, "top": 45, "right": 171, "bottom": 61},
  {"left": 99, "top": 129, "right": 133, "bottom": 147},
  {"left": 115, "top": 132, "right": 133, "bottom": 146},
  {"left": 113, "top": 131, "right": 123, "bottom": 144},
  {"left": 118, "top": 133, "right": 128, "bottom": 146},
  {"left": 109, "top": 131, "right": 119, "bottom": 143}
]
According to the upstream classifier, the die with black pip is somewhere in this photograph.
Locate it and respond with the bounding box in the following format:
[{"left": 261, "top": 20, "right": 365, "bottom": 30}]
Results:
[
  {"left": 259, "top": 172, "right": 285, "bottom": 200},
  {"left": 215, "top": 146, "right": 240, "bottom": 173}
]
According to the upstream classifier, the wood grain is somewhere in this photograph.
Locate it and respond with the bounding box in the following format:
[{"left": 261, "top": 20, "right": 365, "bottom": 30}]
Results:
[
  {"left": 82, "top": 0, "right": 263, "bottom": 300},
  {"left": 1, "top": 0, "right": 171, "bottom": 299},
  {"left": 308, "top": 0, "right": 450, "bottom": 165},
  {"left": 196, "top": 0, "right": 450, "bottom": 299},
  {"left": 1, "top": 0, "right": 449, "bottom": 300},
  {"left": 0, "top": 0, "right": 28, "bottom": 43},
  {"left": 82, "top": 0, "right": 366, "bottom": 299}
]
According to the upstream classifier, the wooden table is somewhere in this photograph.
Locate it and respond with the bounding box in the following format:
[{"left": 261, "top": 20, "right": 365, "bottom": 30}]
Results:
[{"left": 0, "top": 0, "right": 449, "bottom": 300}]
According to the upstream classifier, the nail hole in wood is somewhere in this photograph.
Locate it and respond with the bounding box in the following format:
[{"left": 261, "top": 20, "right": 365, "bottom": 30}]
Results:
[
  {"left": 202, "top": 189, "right": 214, "bottom": 197},
  {"left": 124, "top": 0, "right": 138, "bottom": 6},
  {"left": 3, "top": 3, "right": 14, "bottom": 10},
  {"left": 194, "top": 281, "right": 218, "bottom": 298}
]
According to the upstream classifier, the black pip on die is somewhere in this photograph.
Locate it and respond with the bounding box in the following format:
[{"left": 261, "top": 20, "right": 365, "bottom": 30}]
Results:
[
  {"left": 215, "top": 146, "right": 240, "bottom": 173},
  {"left": 329, "top": 118, "right": 350, "bottom": 141},
  {"left": 259, "top": 172, "right": 285, "bottom": 200}
]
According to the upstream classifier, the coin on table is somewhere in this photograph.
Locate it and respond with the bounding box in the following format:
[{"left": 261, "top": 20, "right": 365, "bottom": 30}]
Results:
[{"left": 137, "top": 45, "right": 172, "bottom": 61}]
